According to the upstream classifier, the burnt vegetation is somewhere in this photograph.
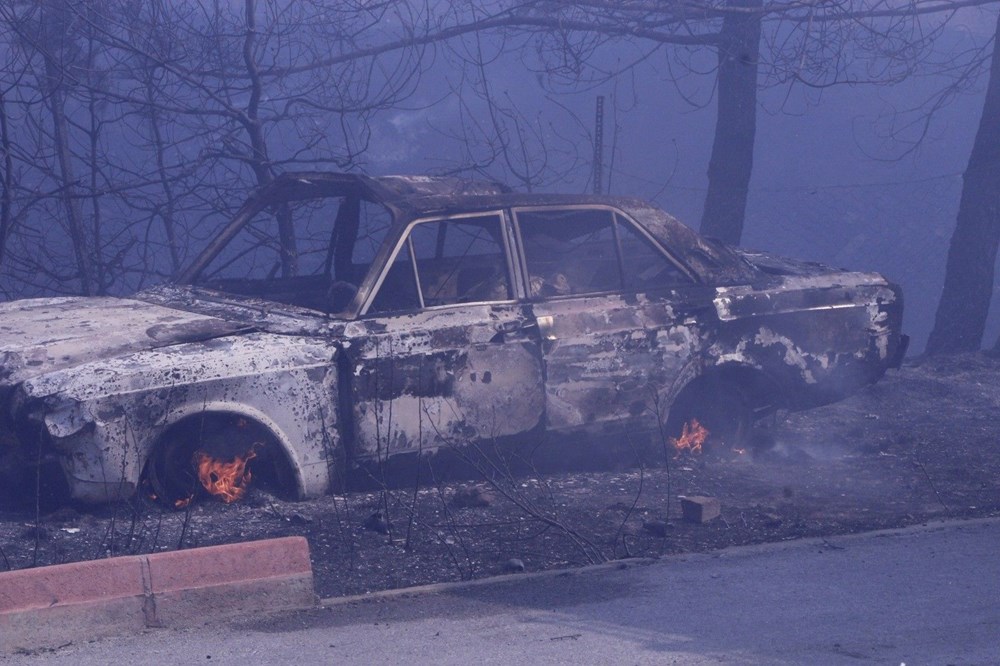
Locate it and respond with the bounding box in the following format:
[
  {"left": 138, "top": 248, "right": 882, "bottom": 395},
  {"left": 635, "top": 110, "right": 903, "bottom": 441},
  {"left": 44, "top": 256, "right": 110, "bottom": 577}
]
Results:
[
  {"left": 1, "top": 0, "right": 1000, "bottom": 595},
  {"left": 3, "top": 353, "right": 1000, "bottom": 597}
]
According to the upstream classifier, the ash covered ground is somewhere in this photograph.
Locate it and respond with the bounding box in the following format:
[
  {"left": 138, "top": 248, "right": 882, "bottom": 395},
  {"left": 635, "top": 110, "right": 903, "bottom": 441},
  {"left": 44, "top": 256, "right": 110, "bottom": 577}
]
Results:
[{"left": 1, "top": 353, "right": 998, "bottom": 599}]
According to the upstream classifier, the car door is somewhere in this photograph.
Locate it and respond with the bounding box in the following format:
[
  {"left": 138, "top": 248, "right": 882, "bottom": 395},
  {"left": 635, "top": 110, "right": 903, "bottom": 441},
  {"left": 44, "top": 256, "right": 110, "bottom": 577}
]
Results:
[
  {"left": 513, "top": 206, "right": 712, "bottom": 430},
  {"left": 342, "top": 211, "right": 545, "bottom": 466}
]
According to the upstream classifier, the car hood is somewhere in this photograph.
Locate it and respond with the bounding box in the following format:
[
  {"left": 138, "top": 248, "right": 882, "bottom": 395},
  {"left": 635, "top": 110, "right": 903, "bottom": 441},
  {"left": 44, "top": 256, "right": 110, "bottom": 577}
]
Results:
[{"left": 0, "top": 296, "right": 251, "bottom": 386}]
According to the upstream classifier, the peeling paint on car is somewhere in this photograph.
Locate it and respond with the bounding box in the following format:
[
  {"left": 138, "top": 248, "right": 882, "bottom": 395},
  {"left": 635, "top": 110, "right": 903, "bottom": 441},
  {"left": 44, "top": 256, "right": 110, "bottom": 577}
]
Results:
[{"left": 753, "top": 327, "right": 828, "bottom": 385}]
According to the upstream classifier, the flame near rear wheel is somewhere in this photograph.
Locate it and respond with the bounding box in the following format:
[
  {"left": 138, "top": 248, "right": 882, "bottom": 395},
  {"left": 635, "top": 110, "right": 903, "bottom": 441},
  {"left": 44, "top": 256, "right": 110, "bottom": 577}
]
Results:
[
  {"left": 670, "top": 418, "right": 710, "bottom": 457},
  {"left": 665, "top": 376, "right": 752, "bottom": 458}
]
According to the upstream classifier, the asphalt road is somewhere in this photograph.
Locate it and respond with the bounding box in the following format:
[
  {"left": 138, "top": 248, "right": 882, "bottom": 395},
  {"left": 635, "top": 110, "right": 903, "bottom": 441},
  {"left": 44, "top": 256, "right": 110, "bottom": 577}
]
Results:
[{"left": 8, "top": 518, "right": 999, "bottom": 665}]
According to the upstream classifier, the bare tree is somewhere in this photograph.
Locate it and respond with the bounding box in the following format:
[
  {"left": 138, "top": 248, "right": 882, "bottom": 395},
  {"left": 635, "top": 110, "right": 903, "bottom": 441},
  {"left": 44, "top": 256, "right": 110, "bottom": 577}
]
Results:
[
  {"left": 0, "top": 86, "right": 13, "bottom": 272},
  {"left": 0, "top": 0, "right": 993, "bottom": 303},
  {"left": 701, "top": 0, "right": 762, "bottom": 243},
  {"left": 436, "top": 1, "right": 989, "bottom": 245},
  {"left": 926, "top": 11, "right": 1000, "bottom": 353},
  {"left": 9, "top": 0, "right": 100, "bottom": 294},
  {"left": 0, "top": 0, "right": 535, "bottom": 294}
]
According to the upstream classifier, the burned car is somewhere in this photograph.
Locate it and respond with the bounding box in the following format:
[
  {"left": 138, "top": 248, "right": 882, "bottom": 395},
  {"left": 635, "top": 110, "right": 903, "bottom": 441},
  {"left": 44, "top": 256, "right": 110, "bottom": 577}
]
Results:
[{"left": 0, "top": 173, "right": 907, "bottom": 505}]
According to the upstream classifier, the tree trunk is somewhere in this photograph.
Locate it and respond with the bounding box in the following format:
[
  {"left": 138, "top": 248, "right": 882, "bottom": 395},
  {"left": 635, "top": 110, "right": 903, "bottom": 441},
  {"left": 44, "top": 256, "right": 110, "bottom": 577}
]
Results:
[
  {"left": 0, "top": 89, "right": 12, "bottom": 271},
  {"left": 240, "top": 0, "right": 297, "bottom": 276},
  {"left": 927, "top": 13, "right": 1000, "bottom": 355},
  {"left": 699, "top": 0, "right": 762, "bottom": 245},
  {"left": 84, "top": 18, "right": 107, "bottom": 295},
  {"left": 146, "top": 88, "right": 181, "bottom": 274},
  {"left": 44, "top": 56, "right": 93, "bottom": 296}
]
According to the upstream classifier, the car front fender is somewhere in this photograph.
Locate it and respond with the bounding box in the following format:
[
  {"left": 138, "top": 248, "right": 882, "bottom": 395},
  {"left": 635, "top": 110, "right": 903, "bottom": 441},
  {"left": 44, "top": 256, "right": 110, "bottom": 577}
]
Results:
[{"left": 19, "top": 332, "right": 341, "bottom": 503}]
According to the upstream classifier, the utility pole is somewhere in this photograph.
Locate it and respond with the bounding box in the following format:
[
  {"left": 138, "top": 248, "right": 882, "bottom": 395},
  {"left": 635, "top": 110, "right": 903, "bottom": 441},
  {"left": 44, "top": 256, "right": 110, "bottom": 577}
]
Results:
[{"left": 593, "top": 95, "right": 604, "bottom": 195}]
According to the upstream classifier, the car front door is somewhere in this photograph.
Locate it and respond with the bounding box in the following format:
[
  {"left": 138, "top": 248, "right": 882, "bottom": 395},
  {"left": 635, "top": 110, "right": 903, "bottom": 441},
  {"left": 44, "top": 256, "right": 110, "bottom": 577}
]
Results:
[
  {"left": 513, "top": 206, "right": 711, "bottom": 431},
  {"left": 343, "top": 211, "right": 545, "bottom": 469}
]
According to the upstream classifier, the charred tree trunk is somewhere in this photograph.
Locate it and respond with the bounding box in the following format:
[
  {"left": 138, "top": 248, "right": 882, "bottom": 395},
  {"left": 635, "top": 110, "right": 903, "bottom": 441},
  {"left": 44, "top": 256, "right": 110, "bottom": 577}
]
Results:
[
  {"left": 927, "top": 13, "right": 1000, "bottom": 355},
  {"left": 699, "top": 0, "right": 762, "bottom": 246}
]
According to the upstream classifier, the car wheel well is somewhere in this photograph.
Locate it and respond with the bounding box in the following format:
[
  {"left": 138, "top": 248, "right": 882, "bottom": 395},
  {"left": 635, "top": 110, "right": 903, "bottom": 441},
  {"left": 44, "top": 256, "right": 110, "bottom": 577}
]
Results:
[
  {"left": 711, "top": 364, "right": 785, "bottom": 416},
  {"left": 141, "top": 411, "right": 299, "bottom": 507},
  {"left": 664, "top": 364, "right": 778, "bottom": 455}
]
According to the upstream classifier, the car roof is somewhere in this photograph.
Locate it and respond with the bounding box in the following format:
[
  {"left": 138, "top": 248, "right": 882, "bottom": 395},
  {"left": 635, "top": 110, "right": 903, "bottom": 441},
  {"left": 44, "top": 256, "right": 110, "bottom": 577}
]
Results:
[
  {"left": 249, "top": 172, "right": 513, "bottom": 206},
  {"left": 257, "top": 172, "right": 687, "bottom": 222},
  {"left": 179, "top": 171, "right": 759, "bottom": 287},
  {"left": 247, "top": 172, "right": 655, "bottom": 215}
]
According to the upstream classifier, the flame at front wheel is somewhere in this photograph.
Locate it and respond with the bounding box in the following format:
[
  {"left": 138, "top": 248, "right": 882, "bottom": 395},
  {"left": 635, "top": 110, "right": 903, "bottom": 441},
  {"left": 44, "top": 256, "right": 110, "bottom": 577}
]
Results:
[{"left": 194, "top": 447, "right": 258, "bottom": 503}]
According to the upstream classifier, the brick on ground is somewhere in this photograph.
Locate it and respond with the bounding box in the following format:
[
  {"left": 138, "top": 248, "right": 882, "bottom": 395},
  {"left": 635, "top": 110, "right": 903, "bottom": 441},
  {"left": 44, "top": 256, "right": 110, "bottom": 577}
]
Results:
[{"left": 680, "top": 496, "right": 721, "bottom": 524}]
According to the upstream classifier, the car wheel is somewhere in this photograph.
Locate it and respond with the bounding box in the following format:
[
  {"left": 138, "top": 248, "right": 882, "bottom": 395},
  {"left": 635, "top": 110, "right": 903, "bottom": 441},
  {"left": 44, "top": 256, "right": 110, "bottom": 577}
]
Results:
[
  {"left": 664, "top": 377, "right": 752, "bottom": 458},
  {"left": 144, "top": 424, "right": 202, "bottom": 508},
  {"left": 143, "top": 414, "right": 291, "bottom": 508}
]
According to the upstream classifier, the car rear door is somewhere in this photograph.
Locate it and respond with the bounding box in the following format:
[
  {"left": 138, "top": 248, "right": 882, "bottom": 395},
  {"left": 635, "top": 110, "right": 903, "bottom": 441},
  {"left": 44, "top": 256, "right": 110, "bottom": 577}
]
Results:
[{"left": 512, "top": 206, "right": 712, "bottom": 430}]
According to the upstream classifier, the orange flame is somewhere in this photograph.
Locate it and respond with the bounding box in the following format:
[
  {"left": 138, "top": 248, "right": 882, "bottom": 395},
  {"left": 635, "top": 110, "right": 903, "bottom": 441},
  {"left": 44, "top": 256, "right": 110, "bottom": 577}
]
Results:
[
  {"left": 194, "top": 448, "right": 257, "bottom": 503},
  {"left": 670, "top": 418, "right": 709, "bottom": 457},
  {"left": 174, "top": 495, "right": 192, "bottom": 509}
]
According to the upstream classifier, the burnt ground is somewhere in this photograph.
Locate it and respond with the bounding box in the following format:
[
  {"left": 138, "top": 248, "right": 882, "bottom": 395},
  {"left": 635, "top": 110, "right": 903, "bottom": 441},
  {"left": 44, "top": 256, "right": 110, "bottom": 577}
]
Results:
[{"left": 2, "top": 352, "right": 999, "bottom": 599}]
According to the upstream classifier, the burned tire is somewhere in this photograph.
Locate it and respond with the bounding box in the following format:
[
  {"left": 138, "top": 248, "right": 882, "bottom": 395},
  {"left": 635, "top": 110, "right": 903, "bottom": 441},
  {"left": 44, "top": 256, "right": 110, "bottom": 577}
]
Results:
[
  {"left": 664, "top": 377, "right": 752, "bottom": 457},
  {"left": 143, "top": 424, "right": 201, "bottom": 507},
  {"left": 142, "top": 414, "right": 296, "bottom": 508}
]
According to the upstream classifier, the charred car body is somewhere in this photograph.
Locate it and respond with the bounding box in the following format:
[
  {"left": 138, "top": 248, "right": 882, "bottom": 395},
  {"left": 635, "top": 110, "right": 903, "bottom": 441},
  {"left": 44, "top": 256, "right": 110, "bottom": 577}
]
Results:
[{"left": 0, "top": 173, "right": 907, "bottom": 505}]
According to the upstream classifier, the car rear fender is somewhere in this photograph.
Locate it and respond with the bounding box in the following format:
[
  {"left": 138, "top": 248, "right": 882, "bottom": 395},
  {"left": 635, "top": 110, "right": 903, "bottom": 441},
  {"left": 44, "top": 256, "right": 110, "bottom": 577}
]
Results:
[{"left": 709, "top": 273, "right": 904, "bottom": 408}]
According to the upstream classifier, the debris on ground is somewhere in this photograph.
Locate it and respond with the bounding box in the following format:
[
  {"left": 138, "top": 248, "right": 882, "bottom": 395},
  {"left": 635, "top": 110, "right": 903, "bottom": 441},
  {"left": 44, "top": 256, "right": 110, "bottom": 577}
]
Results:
[{"left": 1, "top": 354, "right": 999, "bottom": 599}]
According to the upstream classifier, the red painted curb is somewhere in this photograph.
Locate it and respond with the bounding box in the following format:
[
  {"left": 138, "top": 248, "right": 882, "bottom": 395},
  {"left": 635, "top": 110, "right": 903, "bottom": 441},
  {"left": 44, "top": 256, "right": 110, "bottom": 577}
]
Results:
[
  {"left": 0, "top": 554, "right": 145, "bottom": 613},
  {"left": 0, "top": 537, "right": 316, "bottom": 654}
]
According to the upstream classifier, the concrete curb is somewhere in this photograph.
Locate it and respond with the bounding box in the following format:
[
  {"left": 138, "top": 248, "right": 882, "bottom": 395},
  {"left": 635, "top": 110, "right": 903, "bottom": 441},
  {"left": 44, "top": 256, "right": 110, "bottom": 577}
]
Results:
[
  {"left": 319, "top": 515, "right": 1000, "bottom": 608},
  {"left": 0, "top": 536, "right": 316, "bottom": 654},
  {"left": 320, "top": 557, "right": 660, "bottom": 608}
]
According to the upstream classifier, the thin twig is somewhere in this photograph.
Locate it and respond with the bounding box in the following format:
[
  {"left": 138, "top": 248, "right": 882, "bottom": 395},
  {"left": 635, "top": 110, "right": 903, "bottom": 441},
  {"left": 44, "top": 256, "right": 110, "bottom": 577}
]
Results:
[
  {"left": 612, "top": 425, "right": 645, "bottom": 559},
  {"left": 32, "top": 423, "right": 43, "bottom": 567},
  {"left": 914, "top": 458, "right": 950, "bottom": 512},
  {"left": 404, "top": 397, "right": 424, "bottom": 551}
]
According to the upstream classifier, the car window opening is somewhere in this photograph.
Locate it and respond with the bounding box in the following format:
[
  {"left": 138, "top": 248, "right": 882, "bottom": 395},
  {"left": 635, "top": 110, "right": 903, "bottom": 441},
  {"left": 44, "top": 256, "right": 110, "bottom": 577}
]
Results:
[
  {"left": 517, "top": 208, "right": 691, "bottom": 299},
  {"left": 368, "top": 214, "right": 511, "bottom": 314},
  {"left": 194, "top": 195, "right": 393, "bottom": 314}
]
